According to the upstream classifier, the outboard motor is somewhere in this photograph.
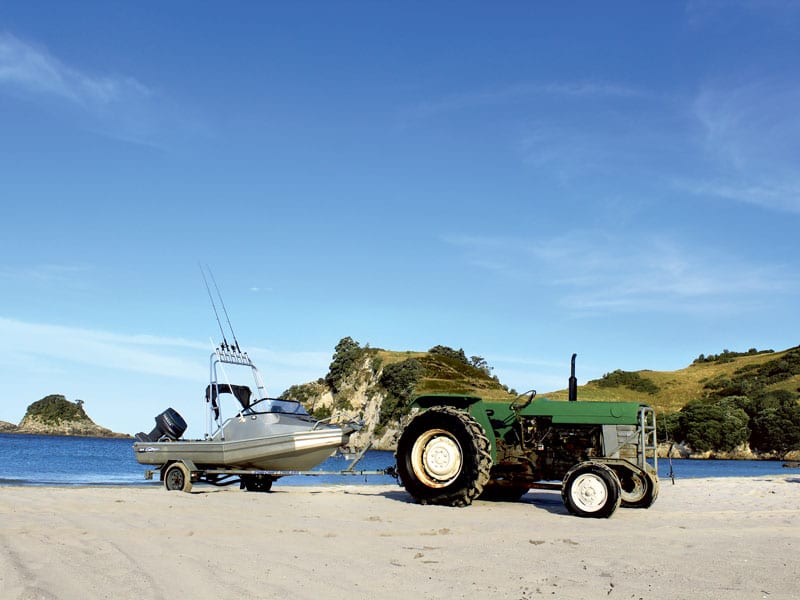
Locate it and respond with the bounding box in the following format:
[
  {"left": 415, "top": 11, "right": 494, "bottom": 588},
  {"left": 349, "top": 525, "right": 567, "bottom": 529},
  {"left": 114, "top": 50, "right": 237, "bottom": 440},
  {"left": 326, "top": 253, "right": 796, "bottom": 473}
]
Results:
[{"left": 135, "top": 408, "right": 187, "bottom": 442}]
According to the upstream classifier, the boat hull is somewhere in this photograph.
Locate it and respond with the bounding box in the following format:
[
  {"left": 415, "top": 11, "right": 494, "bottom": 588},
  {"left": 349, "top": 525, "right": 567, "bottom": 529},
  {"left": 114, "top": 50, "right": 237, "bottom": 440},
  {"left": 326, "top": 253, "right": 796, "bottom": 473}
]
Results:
[{"left": 133, "top": 428, "right": 347, "bottom": 471}]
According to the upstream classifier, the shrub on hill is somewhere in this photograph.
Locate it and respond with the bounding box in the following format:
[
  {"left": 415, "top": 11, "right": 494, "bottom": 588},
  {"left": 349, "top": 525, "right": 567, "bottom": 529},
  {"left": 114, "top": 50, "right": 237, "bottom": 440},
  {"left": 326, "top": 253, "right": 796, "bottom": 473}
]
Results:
[
  {"left": 428, "top": 345, "right": 469, "bottom": 364},
  {"left": 593, "top": 370, "right": 660, "bottom": 394},
  {"left": 704, "top": 346, "right": 800, "bottom": 399},
  {"left": 379, "top": 359, "right": 424, "bottom": 401},
  {"left": 378, "top": 358, "right": 425, "bottom": 426},
  {"left": 693, "top": 347, "right": 774, "bottom": 365},
  {"left": 280, "top": 383, "right": 317, "bottom": 404}
]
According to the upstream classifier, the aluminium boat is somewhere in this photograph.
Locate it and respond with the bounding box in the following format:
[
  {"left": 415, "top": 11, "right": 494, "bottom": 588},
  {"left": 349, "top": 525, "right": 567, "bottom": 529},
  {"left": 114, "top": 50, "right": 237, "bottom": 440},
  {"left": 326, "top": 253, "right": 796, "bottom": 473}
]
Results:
[{"left": 133, "top": 344, "right": 356, "bottom": 481}]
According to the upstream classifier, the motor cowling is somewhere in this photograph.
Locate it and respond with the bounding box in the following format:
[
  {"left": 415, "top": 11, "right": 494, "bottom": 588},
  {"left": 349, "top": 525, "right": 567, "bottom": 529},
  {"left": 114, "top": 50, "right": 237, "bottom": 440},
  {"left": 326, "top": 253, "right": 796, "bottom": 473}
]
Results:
[{"left": 135, "top": 408, "right": 187, "bottom": 442}]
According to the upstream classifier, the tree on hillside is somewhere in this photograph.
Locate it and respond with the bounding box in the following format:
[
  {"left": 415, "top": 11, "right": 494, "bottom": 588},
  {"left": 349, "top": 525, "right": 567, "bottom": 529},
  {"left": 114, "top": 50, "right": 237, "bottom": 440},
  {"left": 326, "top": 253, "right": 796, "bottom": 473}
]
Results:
[
  {"left": 675, "top": 399, "right": 750, "bottom": 452},
  {"left": 325, "top": 336, "right": 363, "bottom": 392},
  {"left": 428, "top": 345, "right": 469, "bottom": 364},
  {"left": 470, "top": 356, "right": 492, "bottom": 376},
  {"left": 26, "top": 395, "right": 89, "bottom": 424},
  {"left": 747, "top": 391, "right": 800, "bottom": 453},
  {"left": 378, "top": 359, "right": 425, "bottom": 426},
  {"left": 379, "top": 359, "right": 424, "bottom": 401}
]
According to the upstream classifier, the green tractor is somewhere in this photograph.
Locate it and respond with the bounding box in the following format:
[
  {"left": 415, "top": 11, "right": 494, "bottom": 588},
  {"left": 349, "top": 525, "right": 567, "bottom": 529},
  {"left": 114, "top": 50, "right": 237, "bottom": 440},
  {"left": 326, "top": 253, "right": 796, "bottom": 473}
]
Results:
[{"left": 395, "top": 355, "right": 659, "bottom": 518}]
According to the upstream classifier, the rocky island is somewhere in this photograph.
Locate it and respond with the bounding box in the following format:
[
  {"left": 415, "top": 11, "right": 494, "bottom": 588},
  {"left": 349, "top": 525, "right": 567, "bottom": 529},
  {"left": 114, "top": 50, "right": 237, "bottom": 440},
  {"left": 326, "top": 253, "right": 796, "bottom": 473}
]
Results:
[{"left": 1, "top": 394, "right": 129, "bottom": 438}]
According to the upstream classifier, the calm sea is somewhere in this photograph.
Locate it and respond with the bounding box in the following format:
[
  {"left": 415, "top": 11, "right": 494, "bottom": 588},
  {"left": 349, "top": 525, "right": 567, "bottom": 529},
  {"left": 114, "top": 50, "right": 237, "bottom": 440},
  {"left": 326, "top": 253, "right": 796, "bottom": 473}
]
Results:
[{"left": 0, "top": 433, "right": 795, "bottom": 488}]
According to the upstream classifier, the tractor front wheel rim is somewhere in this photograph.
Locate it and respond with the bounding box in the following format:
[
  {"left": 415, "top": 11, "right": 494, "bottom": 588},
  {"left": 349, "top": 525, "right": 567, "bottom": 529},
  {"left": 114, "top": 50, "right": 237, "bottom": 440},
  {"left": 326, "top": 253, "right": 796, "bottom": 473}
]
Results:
[{"left": 570, "top": 473, "right": 608, "bottom": 512}]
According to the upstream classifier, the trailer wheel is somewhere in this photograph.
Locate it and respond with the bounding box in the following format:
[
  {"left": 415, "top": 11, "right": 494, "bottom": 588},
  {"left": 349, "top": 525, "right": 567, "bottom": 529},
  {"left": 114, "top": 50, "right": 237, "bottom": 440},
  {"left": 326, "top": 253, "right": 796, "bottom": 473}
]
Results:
[
  {"left": 164, "top": 462, "right": 192, "bottom": 493},
  {"left": 241, "top": 475, "right": 273, "bottom": 492},
  {"left": 396, "top": 407, "right": 491, "bottom": 507},
  {"left": 562, "top": 462, "right": 620, "bottom": 518}
]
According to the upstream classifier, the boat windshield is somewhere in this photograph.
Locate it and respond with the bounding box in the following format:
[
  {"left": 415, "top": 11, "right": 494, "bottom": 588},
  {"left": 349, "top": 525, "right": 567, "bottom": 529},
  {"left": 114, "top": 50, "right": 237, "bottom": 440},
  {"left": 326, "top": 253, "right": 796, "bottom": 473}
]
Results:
[{"left": 245, "top": 398, "right": 310, "bottom": 416}]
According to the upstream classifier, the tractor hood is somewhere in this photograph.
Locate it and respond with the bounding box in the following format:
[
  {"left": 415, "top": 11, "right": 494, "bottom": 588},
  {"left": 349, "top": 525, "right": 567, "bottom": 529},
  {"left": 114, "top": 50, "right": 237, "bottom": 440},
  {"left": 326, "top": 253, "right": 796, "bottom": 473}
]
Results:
[
  {"left": 524, "top": 397, "right": 643, "bottom": 425},
  {"left": 411, "top": 394, "right": 646, "bottom": 426}
]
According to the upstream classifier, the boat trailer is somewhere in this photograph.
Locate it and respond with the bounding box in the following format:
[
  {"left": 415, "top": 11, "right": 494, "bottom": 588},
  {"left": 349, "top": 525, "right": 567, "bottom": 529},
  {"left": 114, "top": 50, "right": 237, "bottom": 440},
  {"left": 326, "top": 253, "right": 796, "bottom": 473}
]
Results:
[{"left": 145, "top": 445, "right": 398, "bottom": 493}]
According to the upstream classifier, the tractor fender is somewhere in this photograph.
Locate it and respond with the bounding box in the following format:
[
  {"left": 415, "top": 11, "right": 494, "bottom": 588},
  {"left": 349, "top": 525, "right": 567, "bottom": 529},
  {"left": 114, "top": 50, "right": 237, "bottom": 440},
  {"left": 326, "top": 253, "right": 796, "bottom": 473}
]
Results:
[{"left": 408, "top": 395, "right": 498, "bottom": 463}]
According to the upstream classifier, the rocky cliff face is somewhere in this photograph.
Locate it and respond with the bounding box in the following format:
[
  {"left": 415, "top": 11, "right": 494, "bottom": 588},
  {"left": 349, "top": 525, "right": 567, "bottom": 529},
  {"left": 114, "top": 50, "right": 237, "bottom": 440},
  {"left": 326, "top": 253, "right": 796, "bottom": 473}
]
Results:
[
  {"left": 286, "top": 341, "right": 516, "bottom": 452},
  {"left": 292, "top": 355, "right": 402, "bottom": 451}
]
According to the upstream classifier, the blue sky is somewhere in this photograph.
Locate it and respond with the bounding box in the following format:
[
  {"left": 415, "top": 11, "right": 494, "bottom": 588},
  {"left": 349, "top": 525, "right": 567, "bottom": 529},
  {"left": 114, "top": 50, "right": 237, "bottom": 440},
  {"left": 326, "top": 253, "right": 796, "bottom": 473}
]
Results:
[{"left": 1, "top": 2, "right": 799, "bottom": 436}]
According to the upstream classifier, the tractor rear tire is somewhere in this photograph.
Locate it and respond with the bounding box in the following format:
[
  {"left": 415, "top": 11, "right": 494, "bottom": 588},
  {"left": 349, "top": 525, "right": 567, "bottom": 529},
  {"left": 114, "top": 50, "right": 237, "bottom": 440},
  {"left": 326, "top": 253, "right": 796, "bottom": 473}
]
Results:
[
  {"left": 396, "top": 407, "right": 491, "bottom": 507},
  {"left": 562, "top": 462, "right": 621, "bottom": 518}
]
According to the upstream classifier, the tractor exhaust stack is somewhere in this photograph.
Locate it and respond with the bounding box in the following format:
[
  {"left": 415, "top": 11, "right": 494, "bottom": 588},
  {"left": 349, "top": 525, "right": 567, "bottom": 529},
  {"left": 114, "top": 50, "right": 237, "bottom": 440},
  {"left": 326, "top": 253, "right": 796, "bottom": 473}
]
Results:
[{"left": 568, "top": 353, "right": 577, "bottom": 401}]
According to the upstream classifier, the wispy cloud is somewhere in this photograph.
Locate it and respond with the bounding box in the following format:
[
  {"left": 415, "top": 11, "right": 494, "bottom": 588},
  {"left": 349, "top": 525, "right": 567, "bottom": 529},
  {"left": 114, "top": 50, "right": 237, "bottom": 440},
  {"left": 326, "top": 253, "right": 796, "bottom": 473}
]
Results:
[
  {"left": 683, "top": 80, "right": 800, "bottom": 214},
  {"left": 444, "top": 232, "right": 794, "bottom": 315},
  {"left": 405, "top": 71, "right": 800, "bottom": 216},
  {"left": 0, "top": 263, "right": 93, "bottom": 288},
  {"left": 685, "top": 0, "right": 800, "bottom": 28},
  {"left": 0, "top": 317, "right": 208, "bottom": 381},
  {"left": 0, "top": 32, "right": 151, "bottom": 106},
  {"left": 0, "top": 32, "right": 173, "bottom": 146},
  {"left": 0, "top": 317, "right": 329, "bottom": 395},
  {"left": 406, "top": 80, "right": 644, "bottom": 120},
  {"left": 675, "top": 178, "right": 800, "bottom": 215}
]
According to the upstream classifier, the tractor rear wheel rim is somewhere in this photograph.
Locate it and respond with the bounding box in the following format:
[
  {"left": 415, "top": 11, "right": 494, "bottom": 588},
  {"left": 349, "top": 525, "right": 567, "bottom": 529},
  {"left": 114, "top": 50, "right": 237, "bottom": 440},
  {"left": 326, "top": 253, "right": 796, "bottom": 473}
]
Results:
[
  {"left": 412, "top": 428, "right": 463, "bottom": 488},
  {"left": 570, "top": 473, "right": 608, "bottom": 512},
  {"left": 621, "top": 471, "right": 646, "bottom": 502}
]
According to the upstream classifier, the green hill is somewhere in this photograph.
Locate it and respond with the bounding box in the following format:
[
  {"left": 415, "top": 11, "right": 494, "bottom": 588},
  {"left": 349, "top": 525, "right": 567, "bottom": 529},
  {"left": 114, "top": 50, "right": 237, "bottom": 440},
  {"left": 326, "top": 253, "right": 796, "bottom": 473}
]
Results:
[
  {"left": 287, "top": 338, "right": 800, "bottom": 455},
  {"left": 545, "top": 346, "right": 800, "bottom": 414},
  {"left": 545, "top": 346, "right": 800, "bottom": 456},
  {"left": 369, "top": 343, "right": 800, "bottom": 417}
]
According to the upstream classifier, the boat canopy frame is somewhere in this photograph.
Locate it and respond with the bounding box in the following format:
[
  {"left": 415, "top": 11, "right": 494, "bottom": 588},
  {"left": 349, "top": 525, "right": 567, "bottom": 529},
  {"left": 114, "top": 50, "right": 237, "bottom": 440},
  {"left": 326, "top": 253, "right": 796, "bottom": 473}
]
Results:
[{"left": 206, "top": 346, "right": 269, "bottom": 439}]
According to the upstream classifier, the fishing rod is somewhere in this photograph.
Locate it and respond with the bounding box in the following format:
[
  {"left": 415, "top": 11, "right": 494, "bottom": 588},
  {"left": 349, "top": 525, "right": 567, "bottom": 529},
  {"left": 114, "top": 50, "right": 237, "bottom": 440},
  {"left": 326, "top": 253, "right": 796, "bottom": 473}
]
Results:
[
  {"left": 208, "top": 266, "right": 241, "bottom": 353},
  {"left": 200, "top": 264, "right": 229, "bottom": 350}
]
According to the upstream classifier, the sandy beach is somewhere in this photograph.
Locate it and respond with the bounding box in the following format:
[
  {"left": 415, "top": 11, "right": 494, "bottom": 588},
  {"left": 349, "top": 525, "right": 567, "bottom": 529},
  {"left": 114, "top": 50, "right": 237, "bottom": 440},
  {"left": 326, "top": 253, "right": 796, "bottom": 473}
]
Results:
[{"left": 1, "top": 475, "right": 798, "bottom": 599}]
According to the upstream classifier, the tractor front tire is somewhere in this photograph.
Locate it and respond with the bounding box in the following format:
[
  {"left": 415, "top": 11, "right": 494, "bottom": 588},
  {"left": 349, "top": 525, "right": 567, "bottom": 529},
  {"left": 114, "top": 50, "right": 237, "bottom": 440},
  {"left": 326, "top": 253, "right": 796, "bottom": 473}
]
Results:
[
  {"left": 616, "top": 468, "right": 659, "bottom": 509},
  {"left": 562, "top": 462, "right": 621, "bottom": 518},
  {"left": 396, "top": 407, "right": 491, "bottom": 507}
]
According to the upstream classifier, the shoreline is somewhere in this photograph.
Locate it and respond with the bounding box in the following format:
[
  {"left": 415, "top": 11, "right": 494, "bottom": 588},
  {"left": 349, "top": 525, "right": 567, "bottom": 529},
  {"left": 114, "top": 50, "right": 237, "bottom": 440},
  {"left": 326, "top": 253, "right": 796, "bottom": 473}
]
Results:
[
  {"left": 1, "top": 461, "right": 799, "bottom": 489},
  {"left": 2, "top": 475, "right": 798, "bottom": 599},
  {"left": 0, "top": 430, "right": 132, "bottom": 439},
  {"left": 3, "top": 431, "right": 800, "bottom": 461},
  {"left": 1, "top": 465, "right": 798, "bottom": 487},
  {"left": 3, "top": 431, "right": 799, "bottom": 461}
]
